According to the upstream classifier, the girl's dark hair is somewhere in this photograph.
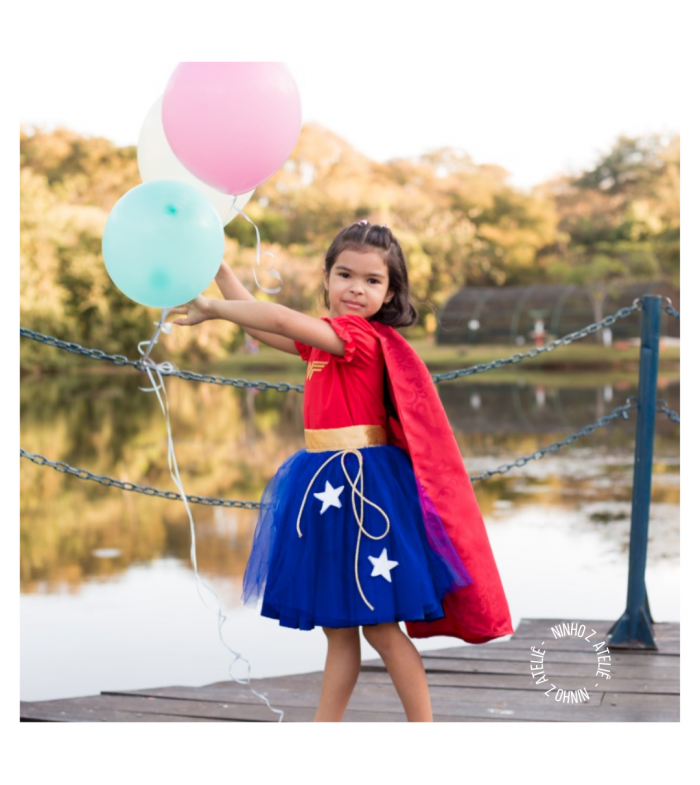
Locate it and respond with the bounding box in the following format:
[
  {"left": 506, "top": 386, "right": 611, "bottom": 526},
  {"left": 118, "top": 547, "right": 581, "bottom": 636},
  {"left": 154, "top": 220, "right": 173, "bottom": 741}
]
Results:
[{"left": 323, "top": 222, "right": 418, "bottom": 327}]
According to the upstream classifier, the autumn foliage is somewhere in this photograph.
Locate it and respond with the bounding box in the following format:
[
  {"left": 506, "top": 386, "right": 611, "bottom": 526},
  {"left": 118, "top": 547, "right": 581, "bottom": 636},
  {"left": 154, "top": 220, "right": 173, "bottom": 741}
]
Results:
[{"left": 20, "top": 124, "right": 679, "bottom": 370}]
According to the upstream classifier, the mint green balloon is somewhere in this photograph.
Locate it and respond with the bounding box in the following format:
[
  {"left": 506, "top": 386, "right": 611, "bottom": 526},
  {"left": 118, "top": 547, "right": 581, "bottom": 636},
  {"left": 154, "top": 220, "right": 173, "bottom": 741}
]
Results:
[{"left": 102, "top": 180, "right": 224, "bottom": 308}]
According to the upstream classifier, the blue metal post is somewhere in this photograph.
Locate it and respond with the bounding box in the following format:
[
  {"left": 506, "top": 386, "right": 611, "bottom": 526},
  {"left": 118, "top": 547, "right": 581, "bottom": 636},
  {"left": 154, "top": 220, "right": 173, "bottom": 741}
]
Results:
[{"left": 608, "top": 295, "right": 661, "bottom": 649}]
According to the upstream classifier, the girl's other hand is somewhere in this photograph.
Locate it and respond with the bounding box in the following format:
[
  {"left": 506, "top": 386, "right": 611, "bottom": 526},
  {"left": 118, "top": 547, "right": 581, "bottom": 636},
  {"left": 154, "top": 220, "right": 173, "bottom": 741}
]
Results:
[{"left": 171, "top": 295, "right": 214, "bottom": 326}]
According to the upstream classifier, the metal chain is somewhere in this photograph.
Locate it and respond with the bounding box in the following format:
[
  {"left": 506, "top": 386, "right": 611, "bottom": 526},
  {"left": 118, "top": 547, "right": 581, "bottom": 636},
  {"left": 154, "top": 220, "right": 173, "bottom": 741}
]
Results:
[
  {"left": 19, "top": 297, "right": 651, "bottom": 391},
  {"left": 19, "top": 328, "right": 304, "bottom": 394},
  {"left": 662, "top": 296, "right": 680, "bottom": 322},
  {"left": 431, "top": 300, "right": 643, "bottom": 383},
  {"left": 20, "top": 397, "right": 650, "bottom": 502},
  {"left": 157, "top": 369, "right": 303, "bottom": 393},
  {"left": 19, "top": 448, "right": 263, "bottom": 509},
  {"left": 470, "top": 398, "right": 637, "bottom": 481},
  {"left": 19, "top": 328, "right": 139, "bottom": 367},
  {"left": 656, "top": 399, "right": 680, "bottom": 424}
]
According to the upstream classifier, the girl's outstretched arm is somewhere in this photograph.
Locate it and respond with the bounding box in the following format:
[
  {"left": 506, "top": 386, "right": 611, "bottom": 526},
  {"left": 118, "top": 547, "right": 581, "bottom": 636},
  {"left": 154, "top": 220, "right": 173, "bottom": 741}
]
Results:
[
  {"left": 214, "top": 262, "right": 299, "bottom": 355},
  {"left": 172, "top": 295, "right": 346, "bottom": 357}
]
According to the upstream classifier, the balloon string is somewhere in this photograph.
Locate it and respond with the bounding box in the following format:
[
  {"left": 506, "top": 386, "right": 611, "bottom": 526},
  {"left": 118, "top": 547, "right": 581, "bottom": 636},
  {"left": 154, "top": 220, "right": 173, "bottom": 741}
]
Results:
[
  {"left": 229, "top": 198, "right": 282, "bottom": 295},
  {"left": 140, "top": 307, "right": 172, "bottom": 358},
  {"left": 222, "top": 194, "right": 242, "bottom": 225},
  {"left": 137, "top": 311, "right": 284, "bottom": 722}
]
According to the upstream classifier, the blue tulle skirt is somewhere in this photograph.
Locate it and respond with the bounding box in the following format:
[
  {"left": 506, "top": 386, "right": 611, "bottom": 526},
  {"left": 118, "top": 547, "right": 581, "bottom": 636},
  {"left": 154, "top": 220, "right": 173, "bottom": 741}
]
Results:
[{"left": 242, "top": 444, "right": 473, "bottom": 630}]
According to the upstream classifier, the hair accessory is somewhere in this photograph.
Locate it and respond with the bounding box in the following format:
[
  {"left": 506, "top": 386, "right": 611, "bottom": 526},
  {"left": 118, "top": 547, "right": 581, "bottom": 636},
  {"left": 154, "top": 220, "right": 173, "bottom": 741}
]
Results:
[{"left": 354, "top": 219, "right": 369, "bottom": 226}]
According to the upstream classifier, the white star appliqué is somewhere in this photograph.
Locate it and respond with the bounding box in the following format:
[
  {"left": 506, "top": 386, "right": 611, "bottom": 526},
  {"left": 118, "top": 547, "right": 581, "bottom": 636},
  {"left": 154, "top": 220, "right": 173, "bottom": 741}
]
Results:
[
  {"left": 313, "top": 481, "right": 344, "bottom": 514},
  {"left": 368, "top": 548, "right": 399, "bottom": 582}
]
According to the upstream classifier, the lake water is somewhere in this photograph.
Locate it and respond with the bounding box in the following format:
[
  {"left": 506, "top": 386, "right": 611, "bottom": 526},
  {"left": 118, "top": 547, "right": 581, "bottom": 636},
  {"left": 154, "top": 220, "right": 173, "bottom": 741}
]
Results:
[{"left": 20, "top": 367, "right": 680, "bottom": 702}]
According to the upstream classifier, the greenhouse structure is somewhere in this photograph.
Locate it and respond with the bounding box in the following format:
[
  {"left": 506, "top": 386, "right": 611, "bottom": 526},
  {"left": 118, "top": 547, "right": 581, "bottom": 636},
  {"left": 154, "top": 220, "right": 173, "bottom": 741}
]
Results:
[{"left": 435, "top": 281, "right": 680, "bottom": 346}]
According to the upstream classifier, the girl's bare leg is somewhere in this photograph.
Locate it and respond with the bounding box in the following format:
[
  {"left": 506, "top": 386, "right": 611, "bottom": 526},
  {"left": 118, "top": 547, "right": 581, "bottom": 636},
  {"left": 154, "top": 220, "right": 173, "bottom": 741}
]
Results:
[
  {"left": 314, "top": 626, "right": 361, "bottom": 722},
  {"left": 362, "top": 622, "right": 433, "bottom": 722}
]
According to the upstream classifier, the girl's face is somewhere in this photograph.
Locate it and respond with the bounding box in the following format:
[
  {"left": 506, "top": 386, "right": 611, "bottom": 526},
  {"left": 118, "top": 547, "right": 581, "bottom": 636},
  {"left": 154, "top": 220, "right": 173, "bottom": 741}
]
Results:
[{"left": 324, "top": 249, "right": 394, "bottom": 319}]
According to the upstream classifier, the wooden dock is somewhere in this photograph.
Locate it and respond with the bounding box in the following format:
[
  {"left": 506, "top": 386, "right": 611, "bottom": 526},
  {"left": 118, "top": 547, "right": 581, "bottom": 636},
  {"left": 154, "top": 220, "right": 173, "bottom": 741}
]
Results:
[{"left": 20, "top": 618, "right": 679, "bottom": 722}]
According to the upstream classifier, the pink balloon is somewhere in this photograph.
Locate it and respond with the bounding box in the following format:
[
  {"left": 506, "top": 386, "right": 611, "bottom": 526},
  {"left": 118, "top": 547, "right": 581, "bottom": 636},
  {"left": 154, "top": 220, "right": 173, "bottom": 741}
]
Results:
[{"left": 162, "top": 62, "right": 302, "bottom": 195}]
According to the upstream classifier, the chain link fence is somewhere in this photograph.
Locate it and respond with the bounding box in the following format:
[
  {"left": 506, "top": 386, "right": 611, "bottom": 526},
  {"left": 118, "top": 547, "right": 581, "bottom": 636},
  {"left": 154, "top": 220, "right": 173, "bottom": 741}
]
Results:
[
  {"left": 20, "top": 296, "right": 679, "bottom": 507},
  {"left": 20, "top": 397, "right": 652, "bottom": 505},
  {"left": 20, "top": 298, "right": 653, "bottom": 392}
]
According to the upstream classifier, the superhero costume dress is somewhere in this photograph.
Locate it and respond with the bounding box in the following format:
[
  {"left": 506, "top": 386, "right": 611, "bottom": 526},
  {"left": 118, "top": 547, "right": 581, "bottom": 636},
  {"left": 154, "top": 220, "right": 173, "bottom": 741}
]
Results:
[{"left": 242, "top": 314, "right": 513, "bottom": 642}]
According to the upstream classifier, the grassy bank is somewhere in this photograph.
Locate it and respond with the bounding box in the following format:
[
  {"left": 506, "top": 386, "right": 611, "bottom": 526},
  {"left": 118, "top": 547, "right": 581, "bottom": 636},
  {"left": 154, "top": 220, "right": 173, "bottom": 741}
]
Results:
[
  {"left": 21, "top": 337, "right": 679, "bottom": 383},
  {"left": 206, "top": 339, "right": 680, "bottom": 373}
]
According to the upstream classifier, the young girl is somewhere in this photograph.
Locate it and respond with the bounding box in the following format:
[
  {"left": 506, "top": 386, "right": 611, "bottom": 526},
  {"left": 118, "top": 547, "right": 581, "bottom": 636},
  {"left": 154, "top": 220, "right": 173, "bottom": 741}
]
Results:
[{"left": 172, "top": 220, "right": 512, "bottom": 722}]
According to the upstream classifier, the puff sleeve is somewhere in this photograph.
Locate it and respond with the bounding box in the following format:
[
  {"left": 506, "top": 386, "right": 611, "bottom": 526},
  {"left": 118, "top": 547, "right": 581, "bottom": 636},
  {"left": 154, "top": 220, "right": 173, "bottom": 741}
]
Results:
[
  {"left": 294, "top": 315, "right": 379, "bottom": 365},
  {"left": 294, "top": 340, "right": 313, "bottom": 361}
]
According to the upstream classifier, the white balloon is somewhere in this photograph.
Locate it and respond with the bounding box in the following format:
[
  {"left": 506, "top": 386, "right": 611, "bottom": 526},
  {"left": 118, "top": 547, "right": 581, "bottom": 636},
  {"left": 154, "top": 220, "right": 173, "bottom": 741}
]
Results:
[{"left": 138, "top": 96, "right": 254, "bottom": 225}]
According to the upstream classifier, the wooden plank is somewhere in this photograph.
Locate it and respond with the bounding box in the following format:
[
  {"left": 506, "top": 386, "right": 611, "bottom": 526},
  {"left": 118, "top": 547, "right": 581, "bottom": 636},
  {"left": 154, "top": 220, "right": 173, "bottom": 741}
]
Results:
[
  {"left": 21, "top": 674, "right": 679, "bottom": 723},
  {"left": 422, "top": 634, "right": 680, "bottom": 652},
  {"left": 512, "top": 619, "right": 680, "bottom": 653},
  {"left": 360, "top": 671, "right": 609, "bottom": 703},
  {"left": 427, "top": 701, "right": 680, "bottom": 722},
  {"left": 18, "top": 700, "right": 517, "bottom": 723},
  {"left": 104, "top": 674, "right": 326, "bottom": 711},
  {"left": 20, "top": 695, "right": 290, "bottom": 723},
  {"left": 426, "top": 682, "right": 679, "bottom": 722},
  {"left": 599, "top": 691, "right": 682, "bottom": 709},
  {"left": 93, "top": 685, "right": 517, "bottom": 722},
  {"left": 417, "top": 648, "right": 679, "bottom": 667},
  {"left": 358, "top": 680, "right": 677, "bottom": 721},
  {"left": 346, "top": 680, "right": 561, "bottom": 716},
  {"left": 21, "top": 693, "right": 406, "bottom": 723},
  {"left": 421, "top": 653, "right": 680, "bottom": 674},
  {"left": 427, "top": 672, "right": 679, "bottom": 695},
  {"left": 20, "top": 696, "right": 237, "bottom": 722},
  {"left": 105, "top": 680, "right": 411, "bottom": 721},
  {"left": 516, "top": 625, "right": 681, "bottom": 651},
  {"left": 361, "top": 667, "right": 679, "bottom": 695},
  {"left": 21, "top": 708, "right": 226, "bottom": 722},
  {"left": 19, "top": 699, "right": 263, "bottom": 723},
  {"left": 106, "top": 679, "right": 430, "bottom": 719},
  {"left": 19, "top": 697, "right": 512, "bottom": 724},
  {"left": 373, "top": 655, "right": 680, "bottom": 681},
  {"left": 105, "top": 681, "right": 322, "bottom": 706},
  {"left": 511, "top": 637, "right": 679, "bottom": 655},
  {"left": 426, "top": 693, "right": 679, "bottom": 722},
  {"left": 123, "top": 674, "right": 589, "bottom": 715},
  {"left": 416, "top": 636, "right": 679, "bottom": 656},
  {"left": 109, "top": 682, "right": 405, "bottom": 716},
  {"left": 350, "top": 671, "right": 680, "bottom": 697},
  {"left": 515, "top": 618, "right": 679, "bottom": 638}
]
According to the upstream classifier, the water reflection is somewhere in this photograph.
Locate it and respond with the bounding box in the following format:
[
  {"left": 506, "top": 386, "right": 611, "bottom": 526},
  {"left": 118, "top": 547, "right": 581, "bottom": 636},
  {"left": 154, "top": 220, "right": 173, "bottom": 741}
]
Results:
[
  {"left": 20, "top": 369, "right": 680, "bottom": 700},
  {"left": 20, "top": 370, "right": 679, "bottom": 595},
  {"left": 441, "top": 377, "right": 679, "bottom": 438}
]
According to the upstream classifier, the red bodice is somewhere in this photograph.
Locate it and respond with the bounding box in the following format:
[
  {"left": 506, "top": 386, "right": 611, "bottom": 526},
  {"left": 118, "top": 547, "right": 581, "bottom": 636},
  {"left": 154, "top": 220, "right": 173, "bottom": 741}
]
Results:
[{"left": 294, "top": 315, "right": 388, "bottom": 431}]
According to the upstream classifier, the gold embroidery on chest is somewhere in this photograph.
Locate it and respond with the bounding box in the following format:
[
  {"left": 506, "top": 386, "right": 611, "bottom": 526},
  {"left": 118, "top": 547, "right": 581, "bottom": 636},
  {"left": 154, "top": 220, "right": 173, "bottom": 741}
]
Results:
[{"left": 306, "top": 360, "right": 329, "bottom": 380}]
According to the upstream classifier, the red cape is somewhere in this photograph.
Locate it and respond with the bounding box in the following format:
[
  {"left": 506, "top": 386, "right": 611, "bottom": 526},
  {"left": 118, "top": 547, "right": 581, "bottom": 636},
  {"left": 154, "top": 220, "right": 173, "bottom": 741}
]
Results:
[{"left": 373, "top": 323, "right": 513, "bottom": 644}]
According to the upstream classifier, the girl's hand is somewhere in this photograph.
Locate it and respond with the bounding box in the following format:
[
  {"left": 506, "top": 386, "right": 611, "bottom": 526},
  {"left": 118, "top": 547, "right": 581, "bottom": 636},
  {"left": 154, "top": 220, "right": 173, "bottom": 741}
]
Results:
[{"left": 171, "top": 295, "right": 214, "bottom": 326}]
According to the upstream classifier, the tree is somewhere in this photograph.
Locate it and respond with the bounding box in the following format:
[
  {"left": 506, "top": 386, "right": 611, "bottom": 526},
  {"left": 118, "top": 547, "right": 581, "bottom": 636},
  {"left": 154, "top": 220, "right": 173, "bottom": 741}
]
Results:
[
  {"left": 20, "top": 125, "right": 679, "bottom": 367},
  {"left": 574, "top": 134, "right": 667, "bottom": 197},
  {"left": 539, "top": 133, "right": 679, "bottom": 314}
]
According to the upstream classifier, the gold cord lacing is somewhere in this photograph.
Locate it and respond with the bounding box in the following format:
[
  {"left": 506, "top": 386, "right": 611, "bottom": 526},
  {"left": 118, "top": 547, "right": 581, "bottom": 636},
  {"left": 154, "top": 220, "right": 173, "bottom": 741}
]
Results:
[{"left": 296, "top": 448, "right": 391, "bottom": 611}]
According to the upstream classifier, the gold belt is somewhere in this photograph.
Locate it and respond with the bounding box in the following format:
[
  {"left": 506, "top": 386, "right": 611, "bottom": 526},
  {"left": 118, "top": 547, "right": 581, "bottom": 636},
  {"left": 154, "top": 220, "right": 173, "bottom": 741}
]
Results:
[
  {"left": 298, "top": 425, "right": 391, "bottom": 611},
  {"left": 304, "top": 424, "right": 387, "bottom": 452}
]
